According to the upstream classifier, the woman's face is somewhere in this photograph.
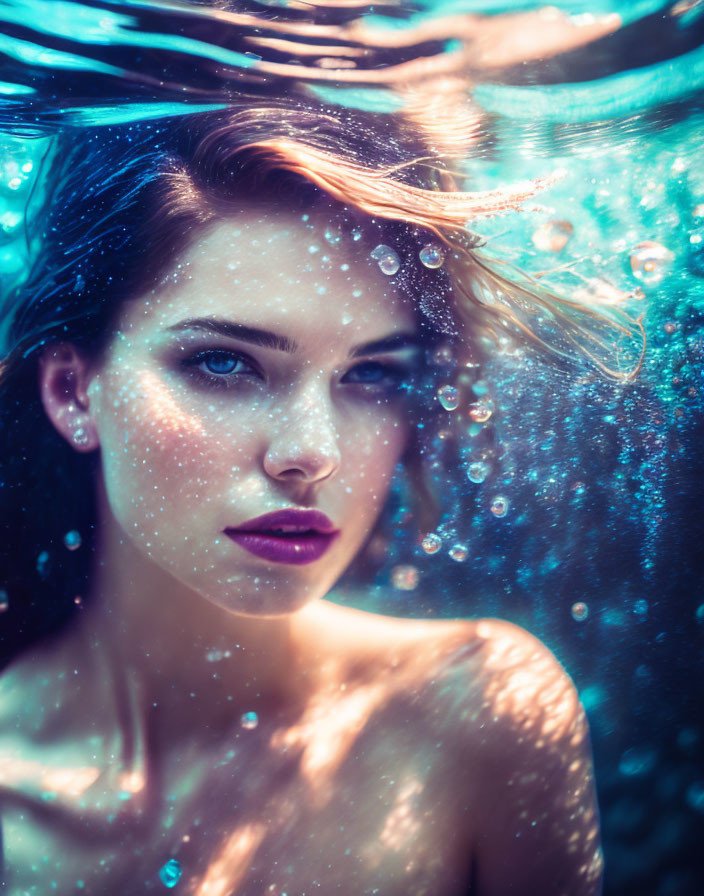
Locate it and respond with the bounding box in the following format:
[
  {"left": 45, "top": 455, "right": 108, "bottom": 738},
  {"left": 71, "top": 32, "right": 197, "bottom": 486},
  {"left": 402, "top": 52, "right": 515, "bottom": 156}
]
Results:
[{"left": 85, "top": 202, "right": 420, "bottom": 616}]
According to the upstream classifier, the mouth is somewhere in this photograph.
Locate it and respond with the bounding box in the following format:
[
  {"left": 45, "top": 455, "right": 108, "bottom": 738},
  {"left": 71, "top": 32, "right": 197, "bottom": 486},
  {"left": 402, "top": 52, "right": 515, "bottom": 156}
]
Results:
[{"left": 224, "top": 509, "right": 340, "bottom": 566}]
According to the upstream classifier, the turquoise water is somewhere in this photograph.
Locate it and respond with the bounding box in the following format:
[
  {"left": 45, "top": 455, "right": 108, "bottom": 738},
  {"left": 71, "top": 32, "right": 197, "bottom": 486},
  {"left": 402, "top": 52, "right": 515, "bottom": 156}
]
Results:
[{"left": 1, "top": 1, "right": 703, "bottom": 893}]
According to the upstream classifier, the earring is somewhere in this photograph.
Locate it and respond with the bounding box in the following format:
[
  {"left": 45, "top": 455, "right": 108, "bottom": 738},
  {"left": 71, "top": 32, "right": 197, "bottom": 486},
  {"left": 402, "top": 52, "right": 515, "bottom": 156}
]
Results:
[{"left": 71, "top": 425, "right": 89, "bottom": 447}]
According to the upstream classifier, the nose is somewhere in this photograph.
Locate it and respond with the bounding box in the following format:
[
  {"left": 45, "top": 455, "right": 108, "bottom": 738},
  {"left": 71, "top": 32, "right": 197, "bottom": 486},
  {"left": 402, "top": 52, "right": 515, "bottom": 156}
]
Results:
[{"left": 262, "top": 386, "right": 342, "bottom": 485}]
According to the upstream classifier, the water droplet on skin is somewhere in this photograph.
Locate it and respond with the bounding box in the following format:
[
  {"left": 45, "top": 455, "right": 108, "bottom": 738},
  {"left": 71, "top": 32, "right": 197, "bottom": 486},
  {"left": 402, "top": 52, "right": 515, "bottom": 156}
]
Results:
[
  {"left": 629, "top": 240, "right": 674, "bottom": 285},
  {"left": 421, "top": 533, "right": 442, "bottom": 554},
  {"left": 240, "top": 711, "right": 259, "bottom": 730},
  {"left": 467, "top": 461, "right": 490, "bottom": 484},
  {"left": 437, "top": 385, "right": 459, "bottom": 411},
  {"left": 449, "top": 544, "right": 468, "bottom": 562},
  {"left": 490, "top": 496, "right": 509, "bottom": 518},
  {"left": 571, "top": 601, "right": 589, "bottom": 622},
  {"left": 391, "top": 564, "right": 419, "bottom": 590},
  {"left": 468, "top": 401, "right": 493, "bottom": 423},
  {"left": 532, "top": 220, "right": 573, "bottom": 252},
  {"left": 324, "top": 223, "right": 343, "bottom": 245},
  {"left": 0, "top": 589, "right": 8, "bottom": 612},
  {"left": 419, "top": 243, "right": 445, "bottom": 269},
  {"left": 432, "top": 345, "right": 453, "bottom": 365},
  {"left": 63, "top": 529, "right": 82, "bottom": 551},
  {"left": 158, "top": 858, "right": 183, "bottom": 888},
  {"left": 370, "top": 244, "right": 400, "bottom": 276}
]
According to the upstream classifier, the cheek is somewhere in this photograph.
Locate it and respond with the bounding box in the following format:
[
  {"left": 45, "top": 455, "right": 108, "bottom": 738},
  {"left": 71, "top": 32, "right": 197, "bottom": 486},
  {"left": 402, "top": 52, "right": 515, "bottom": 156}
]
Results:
[
  {"left": 340, "top": 407, "right": 410, "bottom": 495},
  {"left": 96, "top": 371, "right": 251, "bottom": 531}
]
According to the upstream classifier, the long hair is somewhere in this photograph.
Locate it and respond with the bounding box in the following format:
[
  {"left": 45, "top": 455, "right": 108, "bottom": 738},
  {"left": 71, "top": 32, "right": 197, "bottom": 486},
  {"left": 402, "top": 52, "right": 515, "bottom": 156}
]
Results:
[
  {"left": 0, "top": 1, "right": 646, "bottom": 664},
  {"left": 0, "top": 100, "right": 473, "bottom": 665}
]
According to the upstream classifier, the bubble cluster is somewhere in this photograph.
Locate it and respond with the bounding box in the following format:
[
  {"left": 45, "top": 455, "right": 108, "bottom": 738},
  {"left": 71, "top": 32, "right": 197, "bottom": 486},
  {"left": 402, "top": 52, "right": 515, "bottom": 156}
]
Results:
[
  {"left": 421, "top": 533, "right": 442, "bottom": 554},
  {"left": 490, "top": 496, "right": 510, "bottom": 518},
  {"left": 571, "top": 601, "right": 589, "bottom": 622},
  {"left": 437, "top": 384, "right": 459, "bottom": 411},
  {"left": 391, "top": 564, "right": 419, "bottom": 590},
  {"left": 158, "top": 859, "right": 183, "bottom": 888},
  {"left": 370, "top": 244, "right": 400, "bottom": 276},
  {"left": 63, "top": 529, "right": 82, "bottom": 551},
  {"left": 419, "top": 242, "right": 445, "bottom": 269},
  {"left": 629, "top": 240, "right": 674, "bottom": 285},
  {"left": 532, "top": 219, "right": 573, "bottom": 252},
  {"left": 240, "top": 711, "right": 259, "bottom": 730}
]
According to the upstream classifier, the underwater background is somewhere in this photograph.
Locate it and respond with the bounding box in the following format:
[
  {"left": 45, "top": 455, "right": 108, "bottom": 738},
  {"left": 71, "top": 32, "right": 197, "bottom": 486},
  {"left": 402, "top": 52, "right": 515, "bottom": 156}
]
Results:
[{"left": 1, "top": 0, "right": 703, "bottom": 893}]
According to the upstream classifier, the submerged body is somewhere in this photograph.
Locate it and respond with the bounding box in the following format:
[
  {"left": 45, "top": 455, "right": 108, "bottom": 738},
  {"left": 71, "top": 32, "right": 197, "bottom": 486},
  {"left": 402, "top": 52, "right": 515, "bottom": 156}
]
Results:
[
  {"left": 0, "top": 133, "right": 603, "bottom": 894},
  {"left": 0, "top": 599, "right": 601, "bottom": 895}
]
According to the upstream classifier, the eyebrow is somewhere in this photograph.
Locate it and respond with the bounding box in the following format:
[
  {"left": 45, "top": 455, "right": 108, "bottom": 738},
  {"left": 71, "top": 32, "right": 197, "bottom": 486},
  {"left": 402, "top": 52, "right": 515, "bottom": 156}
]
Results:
[{"left": 165, "top": 317, "right": 422, "bottom": 358}]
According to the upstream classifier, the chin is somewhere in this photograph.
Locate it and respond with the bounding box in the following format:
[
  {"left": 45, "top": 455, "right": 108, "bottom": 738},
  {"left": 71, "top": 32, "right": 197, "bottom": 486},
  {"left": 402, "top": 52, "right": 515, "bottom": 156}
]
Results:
[{"left": 204, "top": 574, "right": 330, "bottom": 618}]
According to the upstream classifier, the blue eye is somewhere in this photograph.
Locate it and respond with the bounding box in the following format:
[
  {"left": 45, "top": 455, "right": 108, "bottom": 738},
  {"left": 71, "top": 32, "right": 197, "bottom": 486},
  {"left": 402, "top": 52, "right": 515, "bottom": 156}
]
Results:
[
  {"left": 201, "top": 352, "right": 245, "bottom": 375},
  {"left": 343, "top": 361, "right": 408, "bottom": 390},
  {"left": 181, "top": 350, "right": 260, "bottom": 386}
]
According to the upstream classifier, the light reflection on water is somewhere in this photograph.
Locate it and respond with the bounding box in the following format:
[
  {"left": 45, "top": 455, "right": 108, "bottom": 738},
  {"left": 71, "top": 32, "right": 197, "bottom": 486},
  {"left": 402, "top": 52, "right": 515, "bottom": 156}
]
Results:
[{"left": 0, "top": 1, "right": 703, "bottom": 893}]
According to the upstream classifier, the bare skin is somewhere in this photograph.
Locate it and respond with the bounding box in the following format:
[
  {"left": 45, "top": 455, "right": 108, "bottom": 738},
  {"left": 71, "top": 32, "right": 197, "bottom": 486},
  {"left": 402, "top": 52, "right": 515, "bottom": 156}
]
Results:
[
  {"left": 0, "top": 203, "right": 603, "bottom": 895},
  {"left": 0, "top": 604, "right": 602, "bottom": 895}
]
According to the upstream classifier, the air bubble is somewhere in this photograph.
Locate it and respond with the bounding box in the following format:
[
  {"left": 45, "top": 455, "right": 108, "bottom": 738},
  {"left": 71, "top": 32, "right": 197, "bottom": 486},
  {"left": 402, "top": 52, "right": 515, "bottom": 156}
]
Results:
[
  {"left": 618, "top": 745, "right": 657, "bottom": 777},
  {"left": 467, "top": 461, "right": 490, "bottom": 484},
  {"left": 0, "top": 589, "right": 8, "bottom": 612},
  {"left": 437, "top": 385, "right": 459, "bottom": 411},
  {"left": 370, "top": 244, "right": 400, "bottom": 276},
  {"left": 490, "top": 496, "right": 509, "bottom": 518},
  {"left": 571, "top": 601, "right": 589, "bottom": 622},
  {"left": 421, "top": 533, "right": 442, "bottom": 554},
  {"left": 158, "top": 858, "right": 183, "bottom": 888},
  {"left": 240, "top": 711, "right": 259, "bottom": 730},
  {"left": 36, "top": 550, "right": 51, "bottom": 579},
  {"left": 63, "top": 529, "right": 82, "bottom": 551},
  {"left": 419, "top": 243, "right": 445, "bottom": 269},
  {"left": 448, "top": 544, "right": 468, "bottom": 562},
  {"left": 468, "top": 401, "right": 493, "bottom": 423},
  {"left": 391, "top": 564, "right": 419, "bottom": 590},
  {"left": 532, "top": 220, "right": 573, "bottom": 252},
  {"left": 629, "top": 240, "right": 674, "bottom": 285}
]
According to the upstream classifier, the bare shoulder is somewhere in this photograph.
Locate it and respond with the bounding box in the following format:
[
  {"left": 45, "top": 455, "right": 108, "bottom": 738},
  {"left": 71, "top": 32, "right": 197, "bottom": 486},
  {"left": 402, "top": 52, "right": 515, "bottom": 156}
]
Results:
[{"left": 437, "top": 617, "right": 604, "bottom": 896}]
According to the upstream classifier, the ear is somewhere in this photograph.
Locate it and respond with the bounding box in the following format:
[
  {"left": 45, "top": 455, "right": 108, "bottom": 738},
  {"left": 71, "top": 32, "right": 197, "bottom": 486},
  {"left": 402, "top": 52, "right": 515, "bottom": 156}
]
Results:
[{"left": 38, "top": 342, "right": 100, "bottom": 453}]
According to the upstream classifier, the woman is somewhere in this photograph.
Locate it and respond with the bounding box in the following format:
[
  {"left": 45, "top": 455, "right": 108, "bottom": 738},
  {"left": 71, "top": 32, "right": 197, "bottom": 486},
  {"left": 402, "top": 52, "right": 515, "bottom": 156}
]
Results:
[
  {"left": 0, "top": 5, "right": 616, "bottom": 895},
  {"left": 0, "top": 106, "right": 603, "bottom": 896}
]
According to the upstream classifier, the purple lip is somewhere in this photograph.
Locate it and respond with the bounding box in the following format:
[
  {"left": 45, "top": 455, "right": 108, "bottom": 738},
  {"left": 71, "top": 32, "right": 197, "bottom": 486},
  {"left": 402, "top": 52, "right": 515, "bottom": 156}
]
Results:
[{"left": 224, "top": 509, "right": 339, "bottom": 565}]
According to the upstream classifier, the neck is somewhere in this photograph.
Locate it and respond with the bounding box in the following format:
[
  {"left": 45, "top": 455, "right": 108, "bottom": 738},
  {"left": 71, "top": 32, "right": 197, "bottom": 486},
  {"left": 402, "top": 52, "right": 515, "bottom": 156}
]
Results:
[{"left": 83, "top": 479, "right": 307, "bottom": 742}]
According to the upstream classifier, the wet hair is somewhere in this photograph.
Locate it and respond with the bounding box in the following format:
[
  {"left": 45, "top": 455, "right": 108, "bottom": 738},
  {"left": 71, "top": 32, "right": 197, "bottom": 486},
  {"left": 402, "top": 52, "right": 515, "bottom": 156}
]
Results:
[
  {"left": 0, "top": 3, "right": 645, "bottom": 664},
  {"left": 0, "top": 101, "right": 479, "bottom": 665}
]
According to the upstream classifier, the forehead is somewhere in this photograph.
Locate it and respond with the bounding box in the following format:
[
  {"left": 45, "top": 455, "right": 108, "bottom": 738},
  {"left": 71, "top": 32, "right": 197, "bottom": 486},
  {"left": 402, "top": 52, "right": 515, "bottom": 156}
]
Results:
[{"left": 118, "top": 204, "right": 417, "bottom": 346}]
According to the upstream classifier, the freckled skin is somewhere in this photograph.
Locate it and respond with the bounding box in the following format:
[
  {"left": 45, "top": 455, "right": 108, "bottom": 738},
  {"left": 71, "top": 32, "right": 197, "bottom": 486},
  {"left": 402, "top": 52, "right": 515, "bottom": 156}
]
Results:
[
  {"left": 0, "top": 203, "right": 603, "bottom": 896},
  {"left": 88, "top": 204, "right": 415, "bottom": 616}
]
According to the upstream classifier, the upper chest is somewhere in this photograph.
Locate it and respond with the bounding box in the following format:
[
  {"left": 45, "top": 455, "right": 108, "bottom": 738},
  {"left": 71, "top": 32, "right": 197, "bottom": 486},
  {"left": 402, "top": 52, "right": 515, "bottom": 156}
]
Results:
[{"left": 1, "top": 650, "right": 479, "bottom": 896}]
